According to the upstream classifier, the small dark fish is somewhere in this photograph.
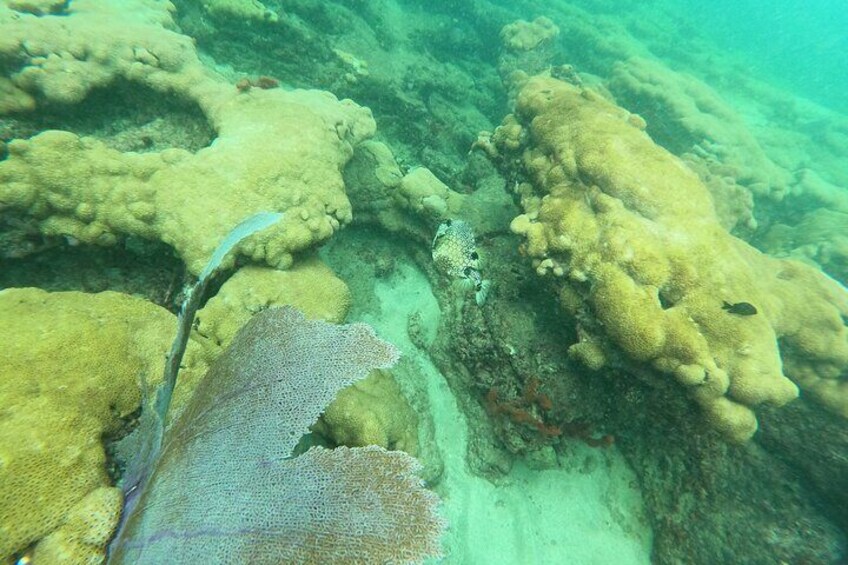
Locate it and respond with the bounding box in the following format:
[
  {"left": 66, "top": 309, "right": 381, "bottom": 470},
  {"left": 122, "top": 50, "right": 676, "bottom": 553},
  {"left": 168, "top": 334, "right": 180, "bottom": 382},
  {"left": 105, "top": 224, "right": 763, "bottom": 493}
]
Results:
[{"left": 722, "top": 301, "right": 757, "bottom": 316}]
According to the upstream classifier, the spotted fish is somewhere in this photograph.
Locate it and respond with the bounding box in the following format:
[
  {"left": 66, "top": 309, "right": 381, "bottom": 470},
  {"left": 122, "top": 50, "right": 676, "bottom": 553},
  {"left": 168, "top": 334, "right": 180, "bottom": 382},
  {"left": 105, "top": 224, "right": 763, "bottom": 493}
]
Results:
[{"left": 432, "top": 219, "right": 491, "bottom": 305}]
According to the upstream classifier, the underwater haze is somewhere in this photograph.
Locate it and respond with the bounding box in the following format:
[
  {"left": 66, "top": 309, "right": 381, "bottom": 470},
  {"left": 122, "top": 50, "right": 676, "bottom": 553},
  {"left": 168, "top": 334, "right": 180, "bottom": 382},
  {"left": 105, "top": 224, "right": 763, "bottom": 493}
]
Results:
[
  {"left": 1, "top": 0, "right": 847, "bottom": 564},
  {"left": 679, "top": 0, "right": 848, "bottom": 113}
]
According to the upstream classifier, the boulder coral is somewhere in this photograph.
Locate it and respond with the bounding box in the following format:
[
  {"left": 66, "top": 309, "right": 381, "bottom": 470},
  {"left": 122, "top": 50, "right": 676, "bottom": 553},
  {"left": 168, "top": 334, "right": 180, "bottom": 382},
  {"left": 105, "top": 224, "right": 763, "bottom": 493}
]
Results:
[
  {"left": 343, "top": 139, "right": 466, "bottom": 241},
  {"left": 313, "top": 369, "right": 420, "bottom": 456},
  {"left": 0, "top": 0, "right": 375, "bottom": 275},
  {"left": 0, "top": 288, "right": 208, "bottom": 562},
  {"left": 607, "top": 57, "right": 791, "bottom": 230},
  {"left": 30, "top": 486, "right": 123, "bottom": 563},
  {"left": 195, "top": 258, "right": 353, "bottom": 348},
  {"left": 496, "top": 76, "right": 848, "bottom": 442}
]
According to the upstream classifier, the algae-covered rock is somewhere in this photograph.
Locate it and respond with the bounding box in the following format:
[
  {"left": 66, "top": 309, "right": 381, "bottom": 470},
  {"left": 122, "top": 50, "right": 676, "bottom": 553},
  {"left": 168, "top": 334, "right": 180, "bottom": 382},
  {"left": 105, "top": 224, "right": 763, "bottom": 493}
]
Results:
[
  {"left": 397, "top": 167, "right": 465, "bottom": 220},
  {"left": 344, "top": 140, "right": 467, "bottom": 242},
  {"left": 497, "top": 76, "right": 848, "bottom": 441},
  {"left": 0, "top": 288, "right": 208, "bottom": 562}
]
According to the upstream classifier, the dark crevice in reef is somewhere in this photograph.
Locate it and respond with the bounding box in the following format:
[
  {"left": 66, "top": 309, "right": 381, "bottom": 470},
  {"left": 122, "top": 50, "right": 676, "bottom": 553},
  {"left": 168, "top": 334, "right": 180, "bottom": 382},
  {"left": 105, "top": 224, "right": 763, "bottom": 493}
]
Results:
[
  {"left": 0, "top": 79, "right": 215, "bottom": 153},
  {"left": 0, "top": 238, "right": 187, "bottom": 311}
]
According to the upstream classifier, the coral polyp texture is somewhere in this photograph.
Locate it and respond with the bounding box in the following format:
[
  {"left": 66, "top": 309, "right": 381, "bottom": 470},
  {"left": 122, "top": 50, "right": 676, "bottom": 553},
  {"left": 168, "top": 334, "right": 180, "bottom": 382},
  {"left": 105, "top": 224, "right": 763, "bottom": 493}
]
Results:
[
  {"left": 314, "top": 369, "right": 420, "bottom": 455},
  {"left": 194, "top": 258, "right": 353, "bottom": 350},
  {"left": 0, "top": 287, "right": 207, "bottom": 562},
  {"left": 0, "top": 0, "right": 375, "bottom": 274},
  {"left": 498, "top": 76, "right": 848, "bottom": 442}
]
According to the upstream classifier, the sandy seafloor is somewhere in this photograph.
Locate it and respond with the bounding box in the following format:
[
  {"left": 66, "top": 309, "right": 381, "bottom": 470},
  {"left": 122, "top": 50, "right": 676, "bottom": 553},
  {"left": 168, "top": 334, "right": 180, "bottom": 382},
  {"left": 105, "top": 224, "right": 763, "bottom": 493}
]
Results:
[{"left": 322, "top": 232, "right": 652, "bottom": 563}]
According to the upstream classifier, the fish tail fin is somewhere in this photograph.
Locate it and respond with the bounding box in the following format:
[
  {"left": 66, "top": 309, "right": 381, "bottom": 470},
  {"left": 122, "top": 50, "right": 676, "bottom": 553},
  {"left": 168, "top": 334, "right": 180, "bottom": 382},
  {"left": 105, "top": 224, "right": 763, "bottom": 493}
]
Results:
[{"left": 475, "top": 280, "right": 492, "bottom": 306}]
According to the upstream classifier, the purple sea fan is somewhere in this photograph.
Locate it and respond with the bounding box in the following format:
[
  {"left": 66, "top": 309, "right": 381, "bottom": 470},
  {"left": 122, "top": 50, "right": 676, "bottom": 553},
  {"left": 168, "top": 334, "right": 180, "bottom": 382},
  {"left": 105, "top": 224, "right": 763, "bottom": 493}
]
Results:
[{"left": 108, "top": 306, "right": 445, "bottom": 564}]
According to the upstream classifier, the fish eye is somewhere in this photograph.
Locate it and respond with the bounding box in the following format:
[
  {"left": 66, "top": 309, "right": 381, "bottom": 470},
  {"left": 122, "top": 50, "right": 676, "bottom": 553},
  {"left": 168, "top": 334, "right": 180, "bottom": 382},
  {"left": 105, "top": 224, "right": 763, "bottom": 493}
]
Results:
[
  {"left": 463, "top": 267, "right": 472, "bottom": 276},
  {"left": 470, "top": 251, "right": 479, "bottom": 260},
  {"left": 445, "top": 219, "right": 452, "bottom": 226}
]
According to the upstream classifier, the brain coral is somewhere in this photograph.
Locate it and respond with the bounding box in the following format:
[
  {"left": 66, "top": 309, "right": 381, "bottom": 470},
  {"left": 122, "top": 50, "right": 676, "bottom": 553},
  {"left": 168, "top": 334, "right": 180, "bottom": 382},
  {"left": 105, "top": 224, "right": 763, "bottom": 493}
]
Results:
[
  {"left": 498, "top": 76, "right": 848, "bottom": 442},
  {"left": 0, "top": 287, "right": 207, "bottom": 562},
  {"left": 0, "top": 0, "right": 375, "bottom": 275}
]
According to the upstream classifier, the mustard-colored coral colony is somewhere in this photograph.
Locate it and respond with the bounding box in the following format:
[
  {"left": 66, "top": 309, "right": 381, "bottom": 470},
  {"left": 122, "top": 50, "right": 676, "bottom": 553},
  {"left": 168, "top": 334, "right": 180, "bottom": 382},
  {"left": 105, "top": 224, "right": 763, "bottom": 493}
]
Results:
[{"left": 1, "top": 0, "right": 846, "bottom": 563}]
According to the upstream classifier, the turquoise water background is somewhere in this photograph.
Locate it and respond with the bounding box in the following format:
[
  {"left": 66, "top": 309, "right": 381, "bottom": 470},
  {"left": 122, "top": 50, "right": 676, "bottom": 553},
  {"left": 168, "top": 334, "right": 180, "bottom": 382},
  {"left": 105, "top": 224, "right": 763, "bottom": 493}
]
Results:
[{"left": 680, "top": 0, "right": 848, "bottom": 112}]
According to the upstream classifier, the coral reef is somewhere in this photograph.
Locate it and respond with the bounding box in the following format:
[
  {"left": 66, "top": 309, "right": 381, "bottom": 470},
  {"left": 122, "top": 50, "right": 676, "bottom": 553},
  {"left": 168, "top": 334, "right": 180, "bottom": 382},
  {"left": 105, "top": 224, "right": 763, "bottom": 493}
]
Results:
[
  {"left": 314, "top": 369, "right": 420, "bottom": 455},
  {"left": 500, "top": 16, "right": 560, "bottom": 52},
  {"left": 498, "top": 16, "right": 562, "bottom": 97},
  {"left": 0, "top": 288, "right": 208, "bottom": 562},
  {"left": 200, "top": 0, "right": 277, "bottom": 22},
  {"left": 172, "top": 0, "right": 503, "bottom": 185},
  {"left": 343, "top": 139, "right": 464, "bottom": 241},
  {"left": 0, "top": 264, "right": 362, "bottom": 562},
  {"left": 195, "top": 258, "right": 352, "bottom": 348},
  {"left": 0, "top": 5, "right": 428, "bottom": 559},
  {"left": 344, "top": 139, "right": 514, "bottom": 247},
  {"left": 608, "top": 56, "right": 792, "bottom": 209},
  {"left": 0, "top": 0, "right": 374, "bottom": 275},
  {"left": 3, "top": 0, "right": 847, "bottom": 562},
  {"left": 759, "top": 208, "right": 848, "bottom": 285},
  {"left": 495, "top": 75, "right": 848, "bottom": 441}
]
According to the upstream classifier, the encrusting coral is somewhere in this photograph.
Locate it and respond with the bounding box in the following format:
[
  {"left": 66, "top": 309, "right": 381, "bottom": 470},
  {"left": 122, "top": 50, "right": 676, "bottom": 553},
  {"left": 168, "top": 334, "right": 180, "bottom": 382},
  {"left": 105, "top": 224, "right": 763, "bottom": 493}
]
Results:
[
  {"left": 495, "top": 75, "right": 848, "bottom": 442},
  {"left": 0, "top": 288, "right": 208, "bottom": 562},
  {"left": 0, "top": 0, "right": 375, "bottom": 275}
]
